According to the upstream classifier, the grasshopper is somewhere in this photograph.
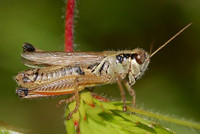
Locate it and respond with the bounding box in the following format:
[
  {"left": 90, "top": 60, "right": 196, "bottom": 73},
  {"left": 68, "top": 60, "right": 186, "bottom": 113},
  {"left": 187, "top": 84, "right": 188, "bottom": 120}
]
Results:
[{"left": 14, "top": 23, "right": 191, "bottom": 119}]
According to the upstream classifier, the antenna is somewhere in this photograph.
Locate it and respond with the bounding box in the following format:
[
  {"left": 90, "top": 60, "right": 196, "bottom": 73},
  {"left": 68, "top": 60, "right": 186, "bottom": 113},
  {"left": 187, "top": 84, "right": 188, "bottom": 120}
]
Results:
[
  {"left": 149, "top": 39, "right": 155, "bottom": 56},
  {"left": 150, "top": 23, "right": 192, "bottom": 58}
]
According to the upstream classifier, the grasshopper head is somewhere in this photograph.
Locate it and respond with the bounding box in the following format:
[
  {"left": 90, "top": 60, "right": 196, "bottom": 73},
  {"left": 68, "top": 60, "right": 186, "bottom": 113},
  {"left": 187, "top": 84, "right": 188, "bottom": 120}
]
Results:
[{"left": 128, "top": 48, "right": 150, "bottom": 85}]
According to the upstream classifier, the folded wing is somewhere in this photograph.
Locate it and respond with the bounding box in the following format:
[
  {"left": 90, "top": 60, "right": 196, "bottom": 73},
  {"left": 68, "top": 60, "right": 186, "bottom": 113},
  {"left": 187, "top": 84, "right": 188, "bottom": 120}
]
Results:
[{"left": 21, "top": 51, "right": 106, "bottom": 67}]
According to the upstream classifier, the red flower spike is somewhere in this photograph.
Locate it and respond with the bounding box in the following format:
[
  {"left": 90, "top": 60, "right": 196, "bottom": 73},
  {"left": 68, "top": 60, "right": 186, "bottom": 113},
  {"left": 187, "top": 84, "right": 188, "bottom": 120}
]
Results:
[{"left": 65, "top": 0, "right": 75, "bottom": 52}]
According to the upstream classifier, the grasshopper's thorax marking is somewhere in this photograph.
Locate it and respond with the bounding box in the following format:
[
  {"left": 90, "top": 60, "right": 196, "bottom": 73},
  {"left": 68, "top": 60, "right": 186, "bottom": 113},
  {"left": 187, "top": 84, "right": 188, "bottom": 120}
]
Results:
[
  {"left": 108, "top": 48, "right": 150, "bottom": 85},
  {"left": 128, "top": 48, "right": 150, "bottom": 85},
  {"left": 89, "top": 48, "right": 150, "bottom": 85}
]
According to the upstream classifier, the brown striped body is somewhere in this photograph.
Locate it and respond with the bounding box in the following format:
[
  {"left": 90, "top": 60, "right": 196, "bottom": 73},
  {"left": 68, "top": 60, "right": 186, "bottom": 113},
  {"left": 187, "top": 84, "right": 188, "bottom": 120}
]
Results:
[{"left": 15, "top": 44, "right": 150, "bottom": 98}]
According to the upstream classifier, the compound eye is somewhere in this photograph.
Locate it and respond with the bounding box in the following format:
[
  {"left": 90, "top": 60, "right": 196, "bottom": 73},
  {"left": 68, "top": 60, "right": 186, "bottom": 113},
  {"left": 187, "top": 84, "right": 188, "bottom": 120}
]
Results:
[{"left": 135, "top": 52, "right": 145, "bottom": 65}]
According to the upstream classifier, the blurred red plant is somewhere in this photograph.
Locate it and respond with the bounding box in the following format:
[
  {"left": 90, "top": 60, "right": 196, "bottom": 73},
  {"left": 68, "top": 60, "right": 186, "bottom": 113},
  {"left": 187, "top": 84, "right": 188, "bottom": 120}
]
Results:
[{"left": 65, "top": 0, "right": 75, "bottom": 52}]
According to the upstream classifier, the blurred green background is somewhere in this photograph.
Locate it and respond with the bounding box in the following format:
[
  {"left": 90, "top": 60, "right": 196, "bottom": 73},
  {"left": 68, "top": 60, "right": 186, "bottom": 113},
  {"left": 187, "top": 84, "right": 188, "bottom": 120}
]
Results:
[{"left": 0, "top": 0, "right": 200, "bottom": 133}]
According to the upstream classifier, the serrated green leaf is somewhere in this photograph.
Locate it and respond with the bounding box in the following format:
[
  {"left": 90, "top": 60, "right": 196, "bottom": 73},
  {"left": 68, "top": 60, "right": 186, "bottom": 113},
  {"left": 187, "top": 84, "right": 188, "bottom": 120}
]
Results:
[
  {"left": 153, "top": 124, "right": 174, "bottom": 134},
  {"left": 65, "top": 118, "right": 75, "bottom": 134},
  {"left": 79, "top": 99, "right": 86, "bottom": 120},
  {"left": 99, "top": 101, "right": 119, "bottom": 110},
  {"left": 84, "top": 104, "right": 104, "bottom": 124},
  {"left": 65, "top": 91, "right": 175, "bottom": 134},
  {"left": 81, "top": 92, "right": 94, "bottom": 106}
]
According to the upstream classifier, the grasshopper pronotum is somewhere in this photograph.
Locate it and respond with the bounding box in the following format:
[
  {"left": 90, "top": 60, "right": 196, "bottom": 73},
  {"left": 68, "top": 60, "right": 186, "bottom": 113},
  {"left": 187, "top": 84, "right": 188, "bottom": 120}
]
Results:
[{"left": 14, "top": 23, "right": 191, "bottom": 119}]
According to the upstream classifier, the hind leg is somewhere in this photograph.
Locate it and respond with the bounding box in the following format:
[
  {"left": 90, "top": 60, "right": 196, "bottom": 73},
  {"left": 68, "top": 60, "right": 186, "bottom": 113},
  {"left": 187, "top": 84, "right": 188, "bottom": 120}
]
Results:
[
  {"left": 66, "top": 77, "right": 80, "bottom": 120},
  {"left": 56, "top": 95, "right": 76, "bottom": 108},
  {"left": 56, "top": 77, "right": 80, "bottom": 119}
]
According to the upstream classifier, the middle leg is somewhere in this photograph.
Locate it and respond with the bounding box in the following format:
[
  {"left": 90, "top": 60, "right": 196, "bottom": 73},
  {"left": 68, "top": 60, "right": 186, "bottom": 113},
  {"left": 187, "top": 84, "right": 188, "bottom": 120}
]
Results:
[
  {"left": 122, "top": 80, "right": 136, "bottom": 107},
  {"left": 116, "top": 76, "right": 127, "bottom": 111}
]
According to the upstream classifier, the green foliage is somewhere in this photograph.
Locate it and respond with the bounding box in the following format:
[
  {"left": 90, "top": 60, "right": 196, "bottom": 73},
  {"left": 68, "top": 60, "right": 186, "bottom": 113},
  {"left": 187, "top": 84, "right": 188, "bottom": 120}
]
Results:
[
  {"left": 65, "top": 92, "right": 174, "bottom": 134},
  {"left": 0, "top": 127, "right": 22, "bottom": 134}
]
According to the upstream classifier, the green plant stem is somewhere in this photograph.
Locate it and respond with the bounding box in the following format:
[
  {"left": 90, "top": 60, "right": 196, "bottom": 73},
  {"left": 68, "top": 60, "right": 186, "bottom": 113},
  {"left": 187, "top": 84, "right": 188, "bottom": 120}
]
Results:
[{"left": 127, "top": 106, "right": 200, "bottom": 130}]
